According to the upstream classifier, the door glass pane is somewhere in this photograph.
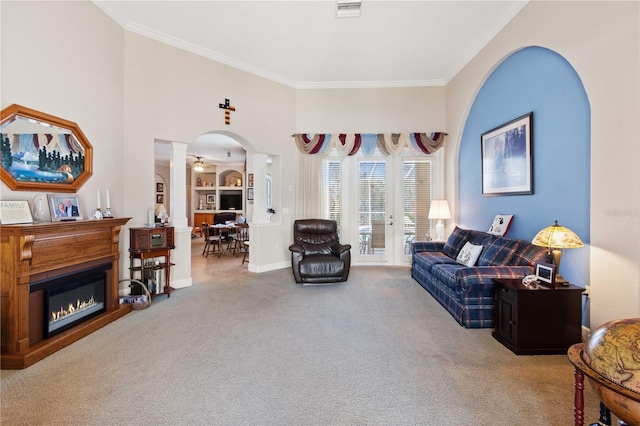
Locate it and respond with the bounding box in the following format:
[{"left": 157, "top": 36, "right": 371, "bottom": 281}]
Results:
[
  {"left": 403, "top": 160, "right": 432, "bottom": 253},
  {"left": 359, "top": 161, "right": 387, "bottom": 255},
  {"left": 322, "top": 160, "right": 342, "bottom": 234}
]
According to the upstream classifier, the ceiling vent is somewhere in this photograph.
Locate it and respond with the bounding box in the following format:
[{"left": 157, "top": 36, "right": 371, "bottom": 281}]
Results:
[{"left": 336, "top": 0, "right": 361, "bottom": 18}]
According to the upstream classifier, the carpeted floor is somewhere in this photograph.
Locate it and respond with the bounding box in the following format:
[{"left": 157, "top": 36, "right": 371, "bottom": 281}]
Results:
[{"left": 1, "top": 240, "right": 605, "bottom": 425}]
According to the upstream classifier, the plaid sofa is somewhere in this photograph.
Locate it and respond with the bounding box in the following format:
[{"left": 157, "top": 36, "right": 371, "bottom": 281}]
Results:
[{"left": 411, "top": 226, "right": 551, "bottom": 328}]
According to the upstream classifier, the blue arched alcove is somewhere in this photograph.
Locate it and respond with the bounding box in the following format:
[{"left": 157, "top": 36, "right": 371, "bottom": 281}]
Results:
[{"left": 458, "top": 46, "right": 590, "bottom": 288}]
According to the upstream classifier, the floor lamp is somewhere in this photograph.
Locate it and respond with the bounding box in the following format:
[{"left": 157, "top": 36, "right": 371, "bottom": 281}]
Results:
[{"left": 428, "top": 200, "right": 451, "bottom": 242}]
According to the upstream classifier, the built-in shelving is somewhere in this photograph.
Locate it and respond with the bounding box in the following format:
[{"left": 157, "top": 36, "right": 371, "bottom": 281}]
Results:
[{"left": 190, "top": 164, "right": 245, "bottom": 225}]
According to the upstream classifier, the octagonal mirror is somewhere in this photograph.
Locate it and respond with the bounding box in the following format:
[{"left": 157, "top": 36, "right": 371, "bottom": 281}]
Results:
[{"left": 0, "top": 104, "right": 93, "bottom": 193}]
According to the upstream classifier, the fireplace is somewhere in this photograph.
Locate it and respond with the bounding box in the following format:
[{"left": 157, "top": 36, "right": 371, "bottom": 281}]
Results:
[
  {"left": 1, "top": 217, "right": 131, "bottom": 369},
  {"left": 31, "top": 264, "right": 109, "bottom": 339}
]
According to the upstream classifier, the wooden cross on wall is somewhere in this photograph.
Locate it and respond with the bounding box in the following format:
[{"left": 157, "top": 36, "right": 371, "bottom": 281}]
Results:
[{"left": 219, "top": 98, "right": 236, "bottom": 125}]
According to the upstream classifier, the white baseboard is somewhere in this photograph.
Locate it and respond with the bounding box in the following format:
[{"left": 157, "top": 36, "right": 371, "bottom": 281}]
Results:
[
  {"left": 249, "top": 261, "right": 290, "bottom": 273},
  {"left": 171, "top": 277, "right": 193, "bottom": 289}
]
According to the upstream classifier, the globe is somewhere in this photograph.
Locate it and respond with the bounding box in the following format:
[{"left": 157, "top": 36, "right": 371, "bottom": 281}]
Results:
[{"left": 583, "top": 318, "right": 640, "bottom": 425}]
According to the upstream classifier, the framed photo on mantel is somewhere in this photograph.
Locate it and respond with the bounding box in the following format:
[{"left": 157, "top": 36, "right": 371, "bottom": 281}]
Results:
[
  {"left": 481, "top": 112, "right": 533, "bottom": 196},
  {"left": 48, "top": 194, "right": 83, "bottom": 221}
]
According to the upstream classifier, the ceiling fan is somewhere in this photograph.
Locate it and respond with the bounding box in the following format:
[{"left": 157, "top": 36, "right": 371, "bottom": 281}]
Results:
[{"left": 190, "top": 156, "right": 212, "bottom": 172}]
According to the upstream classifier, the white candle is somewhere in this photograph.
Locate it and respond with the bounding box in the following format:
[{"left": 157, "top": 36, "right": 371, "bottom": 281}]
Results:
[
  {"left": 148, "top": 209, "right": 154, "bottom": 226},
  {"left": 106, "top": 190, "right": 110, "bottom": 209},
  {"left": 97, "top": 189, "right": 101, "bottom": 209}
]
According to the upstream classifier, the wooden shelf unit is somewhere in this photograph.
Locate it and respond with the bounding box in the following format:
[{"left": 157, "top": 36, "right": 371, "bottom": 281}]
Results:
[{"left": 128, "top": 227, "right": 175, "bottom": 298}]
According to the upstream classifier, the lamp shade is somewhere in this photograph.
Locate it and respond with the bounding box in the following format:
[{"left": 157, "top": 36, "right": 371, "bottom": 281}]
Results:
[
  {"left": 428, "top": 200, "right": 451, "bottom": 220},
  {"left": 532, "top": 220, "right": 583, "bottom": 249},
  {"left": 154, "top": 204, "right": 167, "bottom": 215}
]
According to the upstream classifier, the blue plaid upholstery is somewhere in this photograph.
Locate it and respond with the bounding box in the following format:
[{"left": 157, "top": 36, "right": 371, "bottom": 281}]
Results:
[
  {"left": 411, "top": 229, "right": 542, "bottom": 328},
  {"left": 478, "top": 237, "right": 522, "bottom": 266},
  {"left": 411, "top": 241, "right": 444, "bottom": 254},
  {"left": 514, "top": 243, "right": 552, "bottom": 266},
  {"left": 442, "top": 227, "right": 471, "bottom": 258},
  {"left": 468, "top": 230, "right": 497, "bottom": 247},
  {"left": 413, "top": 251, "right": 457, "bottom": 272}
]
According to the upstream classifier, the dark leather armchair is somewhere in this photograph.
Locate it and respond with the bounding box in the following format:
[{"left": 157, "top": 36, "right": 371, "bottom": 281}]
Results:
[{"left": 289, "top": 219, "right": 351, "bottom": 284}]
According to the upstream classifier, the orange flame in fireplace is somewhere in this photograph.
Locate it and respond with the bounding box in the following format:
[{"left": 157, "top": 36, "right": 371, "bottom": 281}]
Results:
[{"left": 51, "top": 296, "right": 97, "bottom": 323}]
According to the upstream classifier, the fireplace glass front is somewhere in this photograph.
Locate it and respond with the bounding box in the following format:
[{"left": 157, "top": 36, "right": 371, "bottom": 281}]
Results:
[{"left": 38, "top": 264, "right": 109, "bottom": 338}]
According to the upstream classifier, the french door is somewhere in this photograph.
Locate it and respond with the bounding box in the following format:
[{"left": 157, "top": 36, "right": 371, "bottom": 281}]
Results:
[{"left": 322, "top": 153, "right": 439, "bottom": 265}]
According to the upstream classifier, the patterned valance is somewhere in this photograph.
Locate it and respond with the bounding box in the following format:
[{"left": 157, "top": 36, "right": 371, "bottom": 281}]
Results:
[{"left": 293, "top": 132, "right": 447, "bottom": 156}]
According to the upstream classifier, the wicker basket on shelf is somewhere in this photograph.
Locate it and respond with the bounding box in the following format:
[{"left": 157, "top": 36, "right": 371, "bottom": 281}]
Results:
[{"left": 118, "top": 279, "right": 152, "bottom": 310}]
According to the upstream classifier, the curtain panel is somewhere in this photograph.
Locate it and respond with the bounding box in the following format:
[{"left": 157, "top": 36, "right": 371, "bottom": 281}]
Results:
[{"left": 293, "top": 132, "right": 447, "bottom": 156}]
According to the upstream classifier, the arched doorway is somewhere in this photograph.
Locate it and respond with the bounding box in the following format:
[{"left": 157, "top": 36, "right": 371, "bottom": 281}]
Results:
[{"left": 185, "top": 131, "right": 257, "bottom": 247}]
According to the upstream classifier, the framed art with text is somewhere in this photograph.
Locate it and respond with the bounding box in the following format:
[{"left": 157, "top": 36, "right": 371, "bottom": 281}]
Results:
[
  {"left": 0, "top": 200, "right": 34, "bottom": 224},
  {"left": 481, "top": 112, "right": 533, "bottom": 196}
]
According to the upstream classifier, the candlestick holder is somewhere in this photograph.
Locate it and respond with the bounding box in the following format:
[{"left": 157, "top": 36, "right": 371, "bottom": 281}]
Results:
[
  {"left": 89, "top": 208, "right": 104, "bottom": 220},
  {"left": 103, "top": 207, "right": 114, "bottom": 218}
]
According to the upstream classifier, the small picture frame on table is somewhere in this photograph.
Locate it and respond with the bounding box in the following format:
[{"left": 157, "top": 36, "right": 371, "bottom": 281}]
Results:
[
  {"left": 535, "top": 262, "right": 556, "bottom": 287},
  {"left": 206, "top": 193, "right": 215, "bottom": 204},
  {"left": 48, "top": 194, "right": 83, "bottom": 221}
]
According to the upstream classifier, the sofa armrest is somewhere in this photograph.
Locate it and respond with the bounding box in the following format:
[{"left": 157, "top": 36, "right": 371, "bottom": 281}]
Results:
[
  {"left": 411, "top": 241, "right": 444, "bottom": 254},
  {"left": 454, "top": 266, "right": 535, "bottom": 293}
]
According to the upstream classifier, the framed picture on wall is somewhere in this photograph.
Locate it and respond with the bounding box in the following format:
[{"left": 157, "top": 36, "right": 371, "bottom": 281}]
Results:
[
  {"left": 156, "top": 183, "right": 164, "bottom": 193},
  {"left": 156, "top": 194, "right": 164, "bottom": 204},
  {"left": 248, "top": 174, "right": 254, "bottom": 188},
  {"left": 481, "top": 112, "right": 533, "bottom": 196},
  {"left": 247, "top": 188, "right": 254, "bottom": 200}
]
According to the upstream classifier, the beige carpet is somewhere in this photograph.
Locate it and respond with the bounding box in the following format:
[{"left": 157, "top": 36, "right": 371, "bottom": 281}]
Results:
[{"left": 1, "top": 240, "right": 606, "bottom": 425}]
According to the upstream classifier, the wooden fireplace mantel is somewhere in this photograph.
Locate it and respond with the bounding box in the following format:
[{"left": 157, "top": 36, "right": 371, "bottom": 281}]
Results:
[{"left": 1, "top": 217, "right": 132, "bottom": 369}]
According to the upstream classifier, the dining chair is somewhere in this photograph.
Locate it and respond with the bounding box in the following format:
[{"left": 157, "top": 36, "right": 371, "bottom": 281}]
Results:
[
  {"left": 201, "top": 222, "right": 210, "bottom": 256},
  {"left": 232, "top": 223, "right": 249, "bottom": 263},
  {"left": 203, "top": 223, "right": 224, "bottom": 258},
  {"left": 242, "top": 241, "right": 250, "bottom": 264},
  {"left": 225, "top": 222, "right": 238, "bottom": 253}
]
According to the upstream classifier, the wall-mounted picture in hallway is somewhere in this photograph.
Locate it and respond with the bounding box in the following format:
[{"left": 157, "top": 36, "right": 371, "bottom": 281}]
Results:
[{"left": 481, "top": 112, "right": 533, "bottom": 196}]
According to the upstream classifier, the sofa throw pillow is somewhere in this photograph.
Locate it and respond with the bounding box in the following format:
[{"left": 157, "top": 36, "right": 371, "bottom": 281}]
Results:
[
  {"left": 443, "top": 226, "right": 471, "bottom": 259},
  {"left": 488, "top": 214, "right": 514, "bottom": 236},
  {"left": 456, "top": 242, "right": 483, "bottom": 267}
]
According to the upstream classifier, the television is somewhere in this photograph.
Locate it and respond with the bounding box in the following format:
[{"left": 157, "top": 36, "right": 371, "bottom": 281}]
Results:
[{"left": 219, "top": 190, "right": 242, "bottom": 210}]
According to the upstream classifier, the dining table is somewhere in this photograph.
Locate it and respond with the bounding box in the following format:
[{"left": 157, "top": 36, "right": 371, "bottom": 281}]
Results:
[{"left": 207, "top": 223, "right": 238, "bottom": 257}]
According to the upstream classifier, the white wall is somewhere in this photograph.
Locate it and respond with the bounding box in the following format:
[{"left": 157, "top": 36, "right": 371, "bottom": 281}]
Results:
[
  {"left": 445, "top": 0, "right": 640, "bottom": 329},
  {"left": 122, "top": 33, "right": 297, "bottom": 273},
  {"left": 0, "top": 1, "right": 126, "bottom": 247},
  {"left": 296, "top": 87, "right": 446, "bottom": 133}
]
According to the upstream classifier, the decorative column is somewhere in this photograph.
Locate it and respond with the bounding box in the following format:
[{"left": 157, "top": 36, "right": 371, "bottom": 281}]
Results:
[{"left": 168, "top": 141, "right": 192, "bottom": 289}]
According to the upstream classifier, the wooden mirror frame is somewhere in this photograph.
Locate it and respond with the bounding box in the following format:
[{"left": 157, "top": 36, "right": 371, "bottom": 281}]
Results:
[{"left": 1, "top": 104, "right": 93, "bottom": 193}]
